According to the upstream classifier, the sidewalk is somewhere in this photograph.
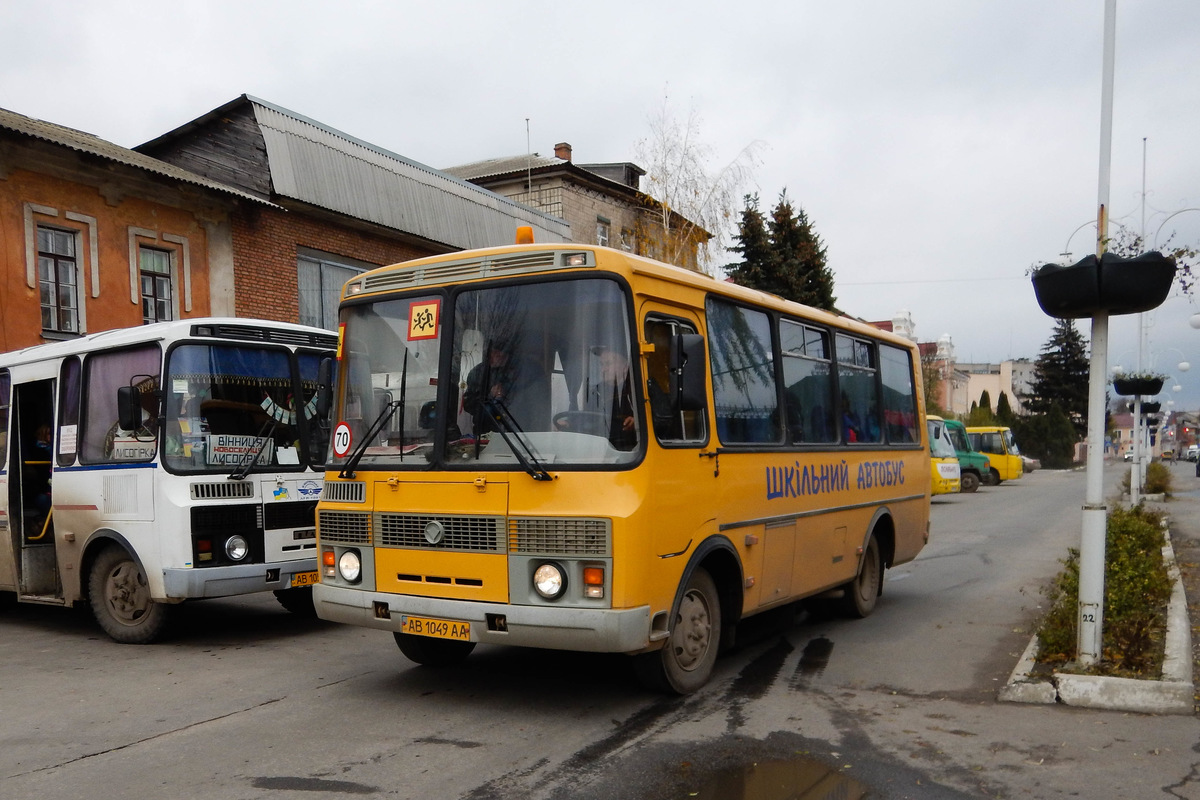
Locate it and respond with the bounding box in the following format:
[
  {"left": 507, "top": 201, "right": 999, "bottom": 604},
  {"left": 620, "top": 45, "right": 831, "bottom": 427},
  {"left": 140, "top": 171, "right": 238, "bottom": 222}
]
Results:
[{"left": 1000, "top": 459, "right": 1200, "bottom": 713}]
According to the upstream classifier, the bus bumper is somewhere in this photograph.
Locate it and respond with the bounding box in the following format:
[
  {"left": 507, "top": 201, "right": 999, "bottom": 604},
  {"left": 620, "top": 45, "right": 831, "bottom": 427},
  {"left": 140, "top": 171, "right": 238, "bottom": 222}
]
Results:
[
  {"left": 313, "top": 583, "right": 653, "bottom": 654},
  {"left": 162, "top": 558, "right": 318, "bottom": 599}
]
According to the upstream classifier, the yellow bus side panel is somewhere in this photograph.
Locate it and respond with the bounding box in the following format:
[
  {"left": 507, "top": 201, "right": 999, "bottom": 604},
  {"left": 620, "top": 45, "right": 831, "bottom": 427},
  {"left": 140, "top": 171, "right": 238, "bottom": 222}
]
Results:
[{"left": 375, "top": 549, "right": 510, "bottom": 603}]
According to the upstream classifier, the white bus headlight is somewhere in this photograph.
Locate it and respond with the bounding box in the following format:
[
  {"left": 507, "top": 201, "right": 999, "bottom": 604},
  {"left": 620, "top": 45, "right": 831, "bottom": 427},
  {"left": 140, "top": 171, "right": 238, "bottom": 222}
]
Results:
[
  {"left": 338, "top": 550, "right": 362, "bottom": 583},
  {"left": 224, "top": 535, "right": 249, "bottom": 561},
  {"left": 533, "top": 562, "right": 566, "bottom": 600}
]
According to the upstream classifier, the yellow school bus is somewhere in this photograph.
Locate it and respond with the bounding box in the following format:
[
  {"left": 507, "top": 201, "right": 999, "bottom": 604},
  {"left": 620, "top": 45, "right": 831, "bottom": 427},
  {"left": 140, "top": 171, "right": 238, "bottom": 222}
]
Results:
[
  {"left": 926, "top": 417, "right": 961, "bottom": 495},
  {"left": 313, "top": 239, "right": 931, "bottom": 693},
  {"left": 966, "top": 425, "right": 1024, "bottom": 484}
]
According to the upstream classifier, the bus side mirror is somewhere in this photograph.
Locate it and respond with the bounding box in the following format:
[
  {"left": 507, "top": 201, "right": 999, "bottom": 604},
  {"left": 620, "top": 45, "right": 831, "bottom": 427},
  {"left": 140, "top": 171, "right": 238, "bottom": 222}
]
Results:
[
  {"left": 670, "top": 333, "right": 707, "bottom": 412},
  {"left": 316, "top": 357, "right": 333, "bottom": 418},
  {"left": 117, "top": 386, "right": 141, "bottom": 431}
]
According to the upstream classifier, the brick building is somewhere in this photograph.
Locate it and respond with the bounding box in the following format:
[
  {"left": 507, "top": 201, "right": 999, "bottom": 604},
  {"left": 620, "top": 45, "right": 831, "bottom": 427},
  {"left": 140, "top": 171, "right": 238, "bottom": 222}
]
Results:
[
  {"left": 444, "top": 142, "right": 708, "bottom": 271},
  {"left": 0, "top": 106, "right": 271, "bottom": 353},
  {"left": 137, "top": 96, "right": 569, "bottom": 329}
]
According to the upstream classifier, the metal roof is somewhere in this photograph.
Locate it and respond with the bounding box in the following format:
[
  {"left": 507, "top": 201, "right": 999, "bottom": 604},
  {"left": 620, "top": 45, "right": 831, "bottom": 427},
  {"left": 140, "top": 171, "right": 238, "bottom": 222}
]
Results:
[
  {"left": 0, "top": 106, "right": 272, "bottom": 206},
  {"left": 443, "top": 154, "right": 567, "bottom": 183},
  {"left": 244, "top": 97, "right": 569, "bottom": 248}
]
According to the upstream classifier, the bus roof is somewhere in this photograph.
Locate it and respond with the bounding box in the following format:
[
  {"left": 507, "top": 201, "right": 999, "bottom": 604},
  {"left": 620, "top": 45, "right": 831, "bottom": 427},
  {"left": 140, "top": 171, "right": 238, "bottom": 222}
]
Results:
[
  {"left": 345, "top": 243, "right": 917, "bottom": 352},
  {"left": 0, "top": 318, "right": 337, "bottom": 369}
]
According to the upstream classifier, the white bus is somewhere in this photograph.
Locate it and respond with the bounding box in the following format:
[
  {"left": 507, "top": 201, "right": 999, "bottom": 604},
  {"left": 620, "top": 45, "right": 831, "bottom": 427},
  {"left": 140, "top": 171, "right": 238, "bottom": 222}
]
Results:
[{"left": 0, "top": 318, "right": 336, "bottom": 642}]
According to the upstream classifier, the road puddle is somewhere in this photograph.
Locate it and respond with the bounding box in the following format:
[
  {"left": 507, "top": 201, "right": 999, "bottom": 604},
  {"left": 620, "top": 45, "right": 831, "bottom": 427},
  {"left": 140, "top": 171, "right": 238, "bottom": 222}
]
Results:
[{"left": 689, "top": 756, "right": 870, "bottom": 799}]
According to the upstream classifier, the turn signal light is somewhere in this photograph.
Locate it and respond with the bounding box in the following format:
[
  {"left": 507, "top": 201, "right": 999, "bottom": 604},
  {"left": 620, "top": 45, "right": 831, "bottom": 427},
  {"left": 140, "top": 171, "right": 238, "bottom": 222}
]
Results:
[
  {"left": 322, "top": 548, "right": 337, "bottom": 578},
  {"left": 583, "top": 566, "right": 604, "bottom": 599}
]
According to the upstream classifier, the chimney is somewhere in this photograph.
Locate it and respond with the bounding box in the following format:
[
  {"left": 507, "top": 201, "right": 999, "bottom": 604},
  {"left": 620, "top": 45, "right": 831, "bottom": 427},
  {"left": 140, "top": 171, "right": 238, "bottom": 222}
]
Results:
[{"left": 554, "top": 142, "right": 572, "bottom": 162}]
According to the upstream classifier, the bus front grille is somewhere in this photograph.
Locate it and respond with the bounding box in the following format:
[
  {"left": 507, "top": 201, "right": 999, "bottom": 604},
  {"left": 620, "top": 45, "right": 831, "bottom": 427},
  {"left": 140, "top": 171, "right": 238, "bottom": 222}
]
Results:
[
  {"left": 191, "top": 481, "right": 255, "bottom": 500},
  {"left": 322, "top": 481, "right": 365, "bottom": 503},
  {"left": 508, "top": 518, "right": 611, "bottom": 556},
  {"left": 375, "top": 513, "right": 505, "bottom": 553},
  {"left": 318, "top": 510, "right": 371, "bottom": 545}
]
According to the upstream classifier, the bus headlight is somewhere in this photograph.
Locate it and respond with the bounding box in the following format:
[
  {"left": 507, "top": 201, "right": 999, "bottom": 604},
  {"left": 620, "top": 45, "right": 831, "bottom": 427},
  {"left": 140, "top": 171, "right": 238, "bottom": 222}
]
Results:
[
  {"left": 338, "top": 550, "right": 362, "bottom": 583},
  {"left": 225, "top": 535, "right": 249, "bottom": 562},
  {"left": 533, "top": 562, "right": 566, "bottom": 600}
]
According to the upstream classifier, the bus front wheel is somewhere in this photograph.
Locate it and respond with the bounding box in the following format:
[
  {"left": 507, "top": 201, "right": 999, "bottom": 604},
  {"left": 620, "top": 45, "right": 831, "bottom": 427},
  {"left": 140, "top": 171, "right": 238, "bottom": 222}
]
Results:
[
  {"left": 88, "top": 546, "right": 172, "bottom": 644},
  {"left": 393, "top": 632, "right": 476, "bottom": 667},
  {"left": 840, "top": 535, "right": 881, "bottom": 619},
  {"left": 960, "top": 471, "right": 980, "bottom": 493},
  {"left": 273, "top": 587, "right": 317, "bottom": 617},
  {"left": 986, "top": 468, "right": 1002, "bottom": 486},
  {"left": 633, "top": 567, "right": 721, "bottom": 694}
]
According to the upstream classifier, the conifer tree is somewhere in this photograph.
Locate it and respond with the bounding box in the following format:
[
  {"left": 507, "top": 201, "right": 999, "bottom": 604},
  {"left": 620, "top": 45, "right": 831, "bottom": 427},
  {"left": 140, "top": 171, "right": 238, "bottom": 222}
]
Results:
[
  {"left": 1025, "top": 319, "right": 1090, "bottom": 434},
  {"left": 727, "top": 191, "right": 836, "bottom": 311}
]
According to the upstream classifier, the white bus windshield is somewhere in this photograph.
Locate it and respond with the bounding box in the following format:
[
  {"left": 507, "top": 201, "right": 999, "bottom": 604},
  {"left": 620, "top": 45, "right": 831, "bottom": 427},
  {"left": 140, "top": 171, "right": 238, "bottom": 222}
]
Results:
[
  {"left": 334, "top": 277, "right": 639, "bottom": 470},
  {"left": 163, "top": 344, "right": 325, "bottom": 472}
]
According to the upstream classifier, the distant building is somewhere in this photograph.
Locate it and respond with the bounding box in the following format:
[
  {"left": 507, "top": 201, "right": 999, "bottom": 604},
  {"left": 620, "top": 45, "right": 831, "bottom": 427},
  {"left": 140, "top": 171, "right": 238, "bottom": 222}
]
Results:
[
  {"left": 444, "top": 142, "right": 709, "bottom": 271},
  {"left": 954, "top": 359, "right": 1035, "bottom": 417}
]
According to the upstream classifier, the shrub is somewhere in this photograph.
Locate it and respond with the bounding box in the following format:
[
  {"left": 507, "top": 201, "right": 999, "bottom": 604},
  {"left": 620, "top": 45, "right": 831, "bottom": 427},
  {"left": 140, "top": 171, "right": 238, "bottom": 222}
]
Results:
[
  {"left": 1118, "top": 460, "right": 1174, "bottom": 496},
  {"left": 1036, "top": 505, "right": 1172, "bottom": 675}
]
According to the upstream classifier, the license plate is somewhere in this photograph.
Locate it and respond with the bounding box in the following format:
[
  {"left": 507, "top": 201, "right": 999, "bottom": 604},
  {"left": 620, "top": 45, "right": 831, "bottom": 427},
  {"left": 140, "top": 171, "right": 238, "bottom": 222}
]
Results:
[
  {"left": 400, "top": 614, "right": 472, "bottom": 642},
  {"left": 290, "top": 571, "right": 319, "bottom": 588}
]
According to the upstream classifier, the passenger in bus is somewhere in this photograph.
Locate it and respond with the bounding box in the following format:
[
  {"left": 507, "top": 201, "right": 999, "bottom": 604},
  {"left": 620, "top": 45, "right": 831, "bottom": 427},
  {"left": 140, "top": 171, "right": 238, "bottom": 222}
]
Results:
[
  {"left": 595, "top": 347, "right": 636, "bottom": 450},
  {"left": 462, "top": 339, "right": 540, "bottom": 433},
  {"left": 841, "top": 394, "right": 861, "bottom": 443},
  {"left": 26, "top": 424, "right": 53, "bottom": 514}
]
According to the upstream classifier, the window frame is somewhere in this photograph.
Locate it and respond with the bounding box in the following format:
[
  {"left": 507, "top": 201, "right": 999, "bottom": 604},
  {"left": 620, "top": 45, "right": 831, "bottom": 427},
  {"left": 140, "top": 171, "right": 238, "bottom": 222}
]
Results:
[
  {"left": 37, "top": 224, "right": 82, "bottom": 335},
  {"left": 139, "top": 245, "right": 175, "bottom": 324}
]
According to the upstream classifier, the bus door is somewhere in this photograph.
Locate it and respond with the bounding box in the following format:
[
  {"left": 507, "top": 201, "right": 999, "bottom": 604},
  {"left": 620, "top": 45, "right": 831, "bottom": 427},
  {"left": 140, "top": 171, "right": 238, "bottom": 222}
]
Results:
[
  {"left": 8, "top": 378, "right": 60, "bottom": 598},
  {"left": 641, "top": 311, "right": 710, "bottom": 561}
]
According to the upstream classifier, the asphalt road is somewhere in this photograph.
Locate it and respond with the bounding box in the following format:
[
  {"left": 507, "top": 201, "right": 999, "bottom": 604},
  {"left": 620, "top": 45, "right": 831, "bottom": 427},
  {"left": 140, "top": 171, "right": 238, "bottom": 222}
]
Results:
[{"left": 2, "top": 466, "right": 1198, "bottom": 799}]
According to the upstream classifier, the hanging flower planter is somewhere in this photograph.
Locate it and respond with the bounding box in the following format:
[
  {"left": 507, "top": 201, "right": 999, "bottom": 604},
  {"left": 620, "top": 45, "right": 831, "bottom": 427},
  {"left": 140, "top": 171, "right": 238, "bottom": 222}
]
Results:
[
  {"left": 1141, "top": 401, "right": 1162, "bottom": 414},
  {"left": 1112, "top": 373, "right": 1166, "bottom": 396},
  {"left": 1031, "top": 251, "right": 1176, "bottom": 319}
]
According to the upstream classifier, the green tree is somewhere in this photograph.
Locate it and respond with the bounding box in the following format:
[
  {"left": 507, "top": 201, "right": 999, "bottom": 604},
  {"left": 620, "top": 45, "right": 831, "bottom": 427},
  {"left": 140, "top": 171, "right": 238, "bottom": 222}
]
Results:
[
  {"left": 967, "top": 390, "right": 995, "bottom": 426},
  {"left": 1012, "top": 404, "right": 1078, "bottom": 469},
  {"left": 1025, "top": 318, "right": 1090, "bottom": 435},
  {"left": 996, "top": 391, "right": 1015, "bottom": 425},
  {"left": 727, "top": 190, "right": 836, "bottom": 311}
]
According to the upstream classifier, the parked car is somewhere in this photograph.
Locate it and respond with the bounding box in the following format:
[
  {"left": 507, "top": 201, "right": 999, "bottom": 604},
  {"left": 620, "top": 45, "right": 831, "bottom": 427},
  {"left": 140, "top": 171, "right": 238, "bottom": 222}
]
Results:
[
  {"left": 1186, "top": 445, "right": 1199, "bottom": 462},
  {"left": 1021, "top": 455, "right": 1041, "bottom": 472}
]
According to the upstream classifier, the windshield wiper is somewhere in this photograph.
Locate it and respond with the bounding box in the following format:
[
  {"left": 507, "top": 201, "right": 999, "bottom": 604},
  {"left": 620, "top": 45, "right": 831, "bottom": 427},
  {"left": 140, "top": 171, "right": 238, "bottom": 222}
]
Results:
[
  {"left": 338, "top": 400, "right": 402, "bottom": 479},
  {"left": 230, "top": 419, "right": 277, "bottom": 481},
  {"left": 482, "top": 396, "right": 553, "bottom": 481}
]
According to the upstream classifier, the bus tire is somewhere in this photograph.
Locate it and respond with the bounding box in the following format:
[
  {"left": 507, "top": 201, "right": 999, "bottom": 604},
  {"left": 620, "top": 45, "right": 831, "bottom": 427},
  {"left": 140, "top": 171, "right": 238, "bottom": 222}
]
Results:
[
  {"left": 987, "top": 468, "right": 1002, "bottom": 486},
  {"left": 273, "top": 587, "right": 317, "bottom": 617},
  {"left": 840, "top": 535, "right": 881, "bottom": 619},
  {"left": 393, "top": 632, "right": 476, "bottom": 667},
  {"left": 960, "top": 471, "right": 980, "bottom": 493},
  {"left": 88, "top": 546, "right": 172, "bottom": 644},
  {"left": 633, "top": 567, "right": 721, "bottom": 695}
]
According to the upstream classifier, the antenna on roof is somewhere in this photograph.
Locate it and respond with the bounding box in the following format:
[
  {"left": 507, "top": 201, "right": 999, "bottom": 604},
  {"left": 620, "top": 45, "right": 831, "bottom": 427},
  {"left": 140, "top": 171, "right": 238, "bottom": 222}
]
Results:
[{"left": 525, "top": 118, "right": 532, "bottom": 198}]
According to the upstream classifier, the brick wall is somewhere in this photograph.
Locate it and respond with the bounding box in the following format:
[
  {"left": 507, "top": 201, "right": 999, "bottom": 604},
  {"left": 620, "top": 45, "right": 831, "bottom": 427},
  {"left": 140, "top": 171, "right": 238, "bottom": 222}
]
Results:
[{"left": 231, "top": 208, "right": 439, "bottom": 322}]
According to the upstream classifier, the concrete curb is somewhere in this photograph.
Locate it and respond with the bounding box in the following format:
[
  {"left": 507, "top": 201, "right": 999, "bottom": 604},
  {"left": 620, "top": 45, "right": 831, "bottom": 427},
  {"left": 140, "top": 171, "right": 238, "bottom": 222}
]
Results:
[{"left": 998, "top": 524, "right": 1194, "bottom": 715}]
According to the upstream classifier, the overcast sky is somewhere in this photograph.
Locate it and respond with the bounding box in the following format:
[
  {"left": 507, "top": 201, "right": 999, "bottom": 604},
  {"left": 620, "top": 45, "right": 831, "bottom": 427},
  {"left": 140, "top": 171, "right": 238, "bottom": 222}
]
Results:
[{"left": 6, "top": 1, "right": 1200, "bottom": 408}]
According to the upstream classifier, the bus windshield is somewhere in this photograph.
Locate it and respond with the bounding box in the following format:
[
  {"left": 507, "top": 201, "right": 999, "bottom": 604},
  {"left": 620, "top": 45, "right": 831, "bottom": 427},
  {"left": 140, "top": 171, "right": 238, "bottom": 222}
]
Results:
[
  {"left": 335, "top": 277, "right": 639, "bottom": 470},
  {"left": 163, "top": 343, "right": 325, "bottom": 472}
]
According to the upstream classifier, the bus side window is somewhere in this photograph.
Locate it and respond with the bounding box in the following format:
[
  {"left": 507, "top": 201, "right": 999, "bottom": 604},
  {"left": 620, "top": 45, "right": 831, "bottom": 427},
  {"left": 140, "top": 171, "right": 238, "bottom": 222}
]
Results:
[{"left": 644, "top": 318, "right": 706, "bottom": 444}]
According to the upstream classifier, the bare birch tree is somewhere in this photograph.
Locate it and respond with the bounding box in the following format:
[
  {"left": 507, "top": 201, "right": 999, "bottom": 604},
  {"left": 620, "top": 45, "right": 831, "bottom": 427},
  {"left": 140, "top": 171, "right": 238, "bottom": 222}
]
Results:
[{"left": 635, "top": 93, "right": 763, "bottom": 274}]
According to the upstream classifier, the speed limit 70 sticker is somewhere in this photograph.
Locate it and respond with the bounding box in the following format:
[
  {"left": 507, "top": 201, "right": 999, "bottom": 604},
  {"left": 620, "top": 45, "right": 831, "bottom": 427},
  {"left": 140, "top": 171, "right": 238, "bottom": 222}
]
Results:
[{"left": 332, "top": 422, "right": 353, "bottom": 458}]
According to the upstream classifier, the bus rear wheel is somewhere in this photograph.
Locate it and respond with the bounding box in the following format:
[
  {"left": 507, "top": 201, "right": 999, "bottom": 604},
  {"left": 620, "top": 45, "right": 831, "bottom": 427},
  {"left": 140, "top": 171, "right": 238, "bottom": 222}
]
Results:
[
  {"left": 393, "top": 632, "right": 476, "bottom": 667},
  {"left": 840, "top": 535, "right": 881, "bottom": 619},
  {"left": 960, "top": 471, "right": 980, "bottom": 493},
  {"left": 633, "top": 567, "right": 721, "bottom": 694},
  {"left": 88, "top": 546, "right": 172, "bottom": 644}
]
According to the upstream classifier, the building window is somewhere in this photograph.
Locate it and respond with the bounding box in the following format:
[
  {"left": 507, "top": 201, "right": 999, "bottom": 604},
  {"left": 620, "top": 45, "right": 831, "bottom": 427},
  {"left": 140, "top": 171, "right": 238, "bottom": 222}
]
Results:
[
  {"left": 299, "top": 255, "right": 365, "bottom": 330},
  {"left": 596, "top": 218, "right": 610, "bottom": 247},
  {"left": 620, "top": 228, "right": 634, "bottom": 252},
  {"left": 38, "top": 226, "right": 80, "bottom": 334},
  {"left": 140, "top": 246, "right": 174, "bottom": 324}
]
